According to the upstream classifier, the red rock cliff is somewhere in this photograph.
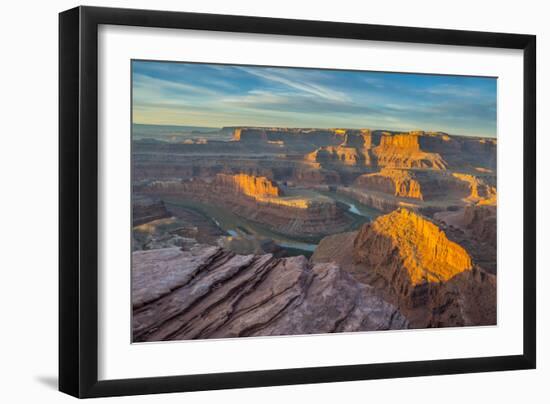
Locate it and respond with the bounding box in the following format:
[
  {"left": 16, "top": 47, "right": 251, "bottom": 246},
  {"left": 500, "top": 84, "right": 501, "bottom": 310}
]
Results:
[
  {"left": 216, "top": 173, "right": 282, "bottom": 199},
  {"left": 354, "top": 208, "right": 472, "bottom": 286}
]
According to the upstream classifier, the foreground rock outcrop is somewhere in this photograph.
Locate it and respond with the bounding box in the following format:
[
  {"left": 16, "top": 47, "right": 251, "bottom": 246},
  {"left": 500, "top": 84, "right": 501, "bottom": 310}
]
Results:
[
  {"left": 312, "top": 208, "right": 496, "bottom": 328},
  {"left": 132, "top": 245, "right": 408, "bottom": 341}
]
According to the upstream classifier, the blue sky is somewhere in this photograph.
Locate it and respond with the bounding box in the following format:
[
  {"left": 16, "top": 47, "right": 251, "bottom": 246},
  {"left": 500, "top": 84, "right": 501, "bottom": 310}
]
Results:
[{"left": 132, "top": 61, "right": 497, "bottom": 137}]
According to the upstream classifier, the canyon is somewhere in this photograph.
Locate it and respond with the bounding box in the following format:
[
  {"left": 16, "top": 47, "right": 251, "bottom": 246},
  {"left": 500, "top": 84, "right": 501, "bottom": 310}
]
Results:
[{"left": 132, "top": 125, "right": 497, "bottom": 340}]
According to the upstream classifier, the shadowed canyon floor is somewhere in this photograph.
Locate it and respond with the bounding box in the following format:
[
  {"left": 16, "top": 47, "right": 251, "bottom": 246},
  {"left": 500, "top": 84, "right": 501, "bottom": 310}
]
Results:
[{"left": 132, "top": 127, "right": 497, "bottom": 340}]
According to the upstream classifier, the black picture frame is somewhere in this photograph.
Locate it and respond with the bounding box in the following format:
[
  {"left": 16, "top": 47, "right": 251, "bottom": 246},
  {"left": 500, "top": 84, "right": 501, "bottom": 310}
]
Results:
[{"left": 59, "top": 5, "right": 536, "bottom": 398}]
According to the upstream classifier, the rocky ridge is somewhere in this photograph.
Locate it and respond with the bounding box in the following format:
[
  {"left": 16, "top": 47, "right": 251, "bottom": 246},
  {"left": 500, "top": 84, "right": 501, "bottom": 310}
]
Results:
[
  {"left": 354, "top": 208, "right": 473, "bottom": 286},
  {"left": 132, "top": 245, "right": 408, "bottom": 341},
  {"left": 312, "top": 208, "right": 496, "bottom": 328}
]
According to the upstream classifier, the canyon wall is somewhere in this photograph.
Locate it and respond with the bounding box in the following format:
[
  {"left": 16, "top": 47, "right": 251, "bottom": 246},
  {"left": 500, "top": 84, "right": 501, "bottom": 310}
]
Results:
[
  {"left": 216, "top": 173, "right": 281, "bottom": 199},
  {"left": 140, "top": 173, "right": 354, "bottom": 237},
  {"left": 132, "top": 197, "right": 170, "bottom": 226}
]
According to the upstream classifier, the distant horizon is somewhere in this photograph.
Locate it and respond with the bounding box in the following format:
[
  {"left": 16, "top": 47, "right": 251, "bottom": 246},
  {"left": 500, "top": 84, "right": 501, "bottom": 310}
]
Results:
[
  {"left": 132, "top": 61, "right": 497, "bottom": 138},
  {"left": 132, "top": 122, "right": 497, "bottom": 139}
]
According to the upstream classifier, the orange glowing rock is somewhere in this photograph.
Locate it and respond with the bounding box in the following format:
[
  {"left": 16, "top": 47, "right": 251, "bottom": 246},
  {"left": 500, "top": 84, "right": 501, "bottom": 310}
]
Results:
[
  {"left": 216, "top": 173, "right": 281, "bottom": 198},
  {"left": 354, "top": 208, "right": 473, "bottom": 286},
  {"left": 355, "top": 168, "right": 424, "bottom": 200}
]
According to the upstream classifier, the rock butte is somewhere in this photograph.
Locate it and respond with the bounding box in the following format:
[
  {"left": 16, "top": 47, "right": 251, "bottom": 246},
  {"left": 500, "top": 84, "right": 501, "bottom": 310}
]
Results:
[
  {"left": 355, "top": 208, "right": 472, "bottom": 286},
  {"left": 312, "top": 208, "right": 495, "bottom": 328},
  {"left": 217, "top": 173, "right": 281, "bottom": 199},
  {"left": 355, "top": 168, "right": 424, "bottom": 200}
]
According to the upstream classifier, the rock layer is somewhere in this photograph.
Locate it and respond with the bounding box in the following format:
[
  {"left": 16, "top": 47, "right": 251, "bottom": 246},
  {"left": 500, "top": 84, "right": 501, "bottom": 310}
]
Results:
[
  {"left": 132, "top": 246, "right": 408, "bottom": 341},
  {"left": 132, "top": 197, "right": 170, "bottom": 226},
  {"left": 354, "top": 168, "right": 424, "bottom": 200},
  {"left": 217, "top": 173, "right": 282, "bottom": 199},
  {"left": 372, "top": 133, "right": 448, "bottom": 170},
  {"left": 354, "top": 208, "right": 473, "bottom": 286}
]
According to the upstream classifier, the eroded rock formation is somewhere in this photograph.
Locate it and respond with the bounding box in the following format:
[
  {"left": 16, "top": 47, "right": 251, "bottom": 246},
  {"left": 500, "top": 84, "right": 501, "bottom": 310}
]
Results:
[
  {"left": 140, "top": 173, "right": 354, "bottom": 237},
  {"left": 354, "top": 168, "right": 424, "bottom": 200},
  {"left": 372, "top": 133, "right": 448, "bottom": 170},
  {"left": 354, "top": 209, "right": 472, "bottom": 286},
  {"left": 305, "top": 145, "right": 367, "bottom": 166},
  {"left": 304, "top": 131, "right": 452, "bottom": 170},
  {"left": 132, "top": 245, "right": 408, "bottom": 341},
  {"left": 312, "top": 208, "right": 496, "bottom": 328},
  {"left": 132, "top": 197, "right": 170, "bottom": 226},
  {"left": 434, "top": 204, "right": 497, "bottom": 273},
  {"left": 452, "top": 173, "right": 497, "bottom": 205},
  {"left": 216, "top": 173, "right": 282, "bottom": 199}
]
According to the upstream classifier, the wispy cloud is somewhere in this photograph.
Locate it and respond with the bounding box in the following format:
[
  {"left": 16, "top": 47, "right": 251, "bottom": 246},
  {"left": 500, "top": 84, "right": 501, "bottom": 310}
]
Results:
[
  {"left": 238, "top": 67, "right": 347, "bottom": 102},
  {"left": 131, "top": 61, "right": 497, "bottom": 137},
  {"left": 133, "top": 73, "right": 220, "bottom": 97}
]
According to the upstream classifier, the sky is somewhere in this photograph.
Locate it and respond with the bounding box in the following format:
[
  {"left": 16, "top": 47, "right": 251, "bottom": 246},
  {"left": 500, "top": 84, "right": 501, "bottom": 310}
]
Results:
[{"left": 132, "top": 60, "right": 497, "bottom": 138}]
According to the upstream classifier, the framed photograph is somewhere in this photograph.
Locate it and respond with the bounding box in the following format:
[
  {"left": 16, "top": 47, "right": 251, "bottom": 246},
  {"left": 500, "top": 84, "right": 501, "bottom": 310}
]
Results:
[{"left": 59, "top": 6, "right": 536, "bottom": 398}]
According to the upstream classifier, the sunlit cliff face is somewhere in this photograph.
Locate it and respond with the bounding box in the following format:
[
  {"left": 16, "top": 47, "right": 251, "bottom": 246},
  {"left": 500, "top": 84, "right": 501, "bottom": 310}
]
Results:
[
  {"left": 355, "top": 209, "right": 473, "bottom": 286},
  {"left": 356, "top": 168, "right": 424, "bottom": 200},
  {"left": 215, "top": 173, "right": 313, "bottom": 209},
  {"left": 378, "top": 133, "right": 421, "bottom": 150},
  {"left": 225, "top": 173, "right": 281, "bottom": 198}
]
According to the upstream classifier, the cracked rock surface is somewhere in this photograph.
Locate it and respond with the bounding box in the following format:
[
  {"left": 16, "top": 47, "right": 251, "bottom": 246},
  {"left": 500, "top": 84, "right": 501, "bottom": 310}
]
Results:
[{"left": 132, "top": 245, "right": 407, "bottom": 342}]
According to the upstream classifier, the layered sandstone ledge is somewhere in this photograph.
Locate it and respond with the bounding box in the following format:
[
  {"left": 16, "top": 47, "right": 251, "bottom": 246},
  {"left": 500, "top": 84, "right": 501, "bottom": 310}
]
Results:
[
  {"left": 217, "top": 173, "right": 281, "bottom": 199},
  {"left": 132, "top": 246, "right": 408, "bottom": 341},
  {"left": 338, "top": 168, "right": 494, "bottom": 214},
  {"left": 133, "top": 128, "right": 496, "bottom": 177},
  {"left": 303, "top": 131, "right": 465, "bottom": 170},
  {"left": 354, "top": 168, "right": 424, "bottom": 200},
  {"left": 132, "top": 197, "right": 170, "bottom": 227},
  {"left": 303, "top": 129, "right": 495, "bottom": 171}
]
